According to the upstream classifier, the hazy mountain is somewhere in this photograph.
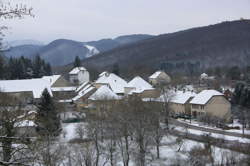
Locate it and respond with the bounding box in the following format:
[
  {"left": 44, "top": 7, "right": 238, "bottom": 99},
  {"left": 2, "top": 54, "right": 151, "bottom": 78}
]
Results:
[
  {"left": 4, "top": 45, "right": 43, "bottom": 58},
  {"left": 8, "top": 39, "right": 44, "bottom": 47},
  {"left": 114, "top": 34, "right": 153, "bottom": 45},
  {"left": 4, "top": 34, "right": 153, "bottom": 66},
  {"left": 84, "top": 34, "right": 154, "bottom": 52},
  {"left": 81, "top": 20, "right": 250, "bottom": 73}
]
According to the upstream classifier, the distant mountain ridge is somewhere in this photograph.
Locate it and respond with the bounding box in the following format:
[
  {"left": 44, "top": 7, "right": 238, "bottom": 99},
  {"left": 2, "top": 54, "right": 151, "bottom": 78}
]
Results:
[
  {"left": 3, "top": 34, "right": 154, "bottom": 66},
  {"left": 81, "top": 20, "right": 250, "bottom": 73}
]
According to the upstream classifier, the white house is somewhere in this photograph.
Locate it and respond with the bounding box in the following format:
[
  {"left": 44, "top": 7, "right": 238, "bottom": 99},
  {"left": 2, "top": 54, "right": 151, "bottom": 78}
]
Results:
[
  {"left": 94, "top": 72, "right": 128, "bottom": 95},
  {"left": 124, "top": 76, "right": 159, "bottom": 98},
  {"left": 69, "top": 67, "right": 90, "bottom": 85}
]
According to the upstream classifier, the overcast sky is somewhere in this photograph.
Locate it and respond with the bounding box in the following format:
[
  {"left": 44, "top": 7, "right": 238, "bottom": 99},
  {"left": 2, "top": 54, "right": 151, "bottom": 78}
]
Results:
[{"left": 2, "top": 0, "right": 250, "bottom": 43}]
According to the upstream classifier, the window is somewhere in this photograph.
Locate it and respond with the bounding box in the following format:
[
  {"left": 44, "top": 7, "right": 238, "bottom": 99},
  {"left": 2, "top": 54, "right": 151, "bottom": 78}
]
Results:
[
  {"left": 201, "top": 105, "right": 205, "bottom": 110},
  {"left": 192, "top": 105, "right": 199, "bottom": 109}
]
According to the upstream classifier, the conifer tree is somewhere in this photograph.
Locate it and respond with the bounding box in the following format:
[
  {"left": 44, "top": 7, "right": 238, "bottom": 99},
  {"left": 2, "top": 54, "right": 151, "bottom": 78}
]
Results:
[
  {"left": 35, "top": 89, "right": 61, "bottom": 137},
  {"left": 74, "top": 56, "right": 81, "bottom": 67},
  {"left": 44, "top": 63, "right": 52, "bottom": 76},
  {"left": 112, "top": 63, "right": 120, "bottom": 76}
]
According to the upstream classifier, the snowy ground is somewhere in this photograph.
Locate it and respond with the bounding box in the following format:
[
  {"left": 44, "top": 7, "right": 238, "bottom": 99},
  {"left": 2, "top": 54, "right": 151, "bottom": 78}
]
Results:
[{"left": 60, "top": 122, "right": 87, "bottom": 142}]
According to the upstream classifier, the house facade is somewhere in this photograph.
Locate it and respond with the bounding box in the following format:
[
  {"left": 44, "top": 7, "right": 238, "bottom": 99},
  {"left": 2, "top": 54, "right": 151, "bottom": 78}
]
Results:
[
  {"left": 149, "top": 71, "right": 171, "bottom": 86},
  {"left": 169, "top": 91, "right": 196, "bottom": 115},
  {"left": 190, "top": 90, "right": 231, "bottom": 121},
  {"left": 69, "top": 67, "right": 90, "bottom": 85}
]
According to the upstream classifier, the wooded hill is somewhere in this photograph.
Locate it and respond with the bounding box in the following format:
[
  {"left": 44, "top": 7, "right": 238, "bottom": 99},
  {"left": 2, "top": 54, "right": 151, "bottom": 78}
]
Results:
[{"left": 81, "top": 20, "right": 250, "bottom": 75}]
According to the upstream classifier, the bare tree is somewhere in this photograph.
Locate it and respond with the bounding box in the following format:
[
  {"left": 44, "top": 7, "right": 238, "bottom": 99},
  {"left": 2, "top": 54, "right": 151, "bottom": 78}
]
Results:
[
  {"left": 147, "top": 100, "right": 164, "bottom": 159},
  {"left": 0, "top": 92, "right": 35, "bottom": 165},
  {"left": 115, "top": 99, "right": 133, "bottom": 166},
  {"left": 0, "top": 0, "right": 33, "bottom": 44}
]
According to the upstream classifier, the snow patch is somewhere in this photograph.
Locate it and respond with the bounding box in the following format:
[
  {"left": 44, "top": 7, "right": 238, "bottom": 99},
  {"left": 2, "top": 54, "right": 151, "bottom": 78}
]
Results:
[{"left": 84, "top": 44, "right": 100, "bottom": 58}]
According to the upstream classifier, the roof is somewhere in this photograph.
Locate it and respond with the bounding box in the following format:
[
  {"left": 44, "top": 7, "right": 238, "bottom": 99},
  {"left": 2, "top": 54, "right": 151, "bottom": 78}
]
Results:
[
  {"left": 73, "top": 84, "right": 96, "bottom": 101},
  {"left": 76, "top": 82, "right": 89, "bottom": 92},
  {"left": 99, "top": 71, "right": 109, "bottom": 77},
  {"left": 51, "top": 87, "right": 77, "bottom": 92},
  {"left": 88, "top": 85, "right": 120, "bottom": 100},
  {"left": 127, "top": 76, "right": 154, "bottom": 94},
  {"left": 95, "top": 72, "right": 128, "bottom": 94},
  {"left": 0, "top": 79, "right": 52, "bottom": 99},
  {"left": 201, "top": 73, "right": 208, "bottom": 77},
  {"left": 42, "top": 75, "right": 61, "bottom": 86},
  {"left": 69, "top": 67, "right": 87, "bottom": 75},
  {"left": 190, "top": 90, "right": 224, "bottom": 105},
  {"left": 15, "top": 120, "right": 36, "bottom": 127},
  {"left": 149, "top": 71, "right": 162, "bottom": 79},
  {"left": 171, "top": 90, "right": 196, "bottom": 104}
]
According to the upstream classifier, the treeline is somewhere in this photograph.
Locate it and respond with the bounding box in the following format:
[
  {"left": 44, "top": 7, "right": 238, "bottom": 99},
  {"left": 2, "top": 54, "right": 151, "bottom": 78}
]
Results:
[
  {"left": 233, "top": 82, "right": 250, "bottom": 108},
  {"left": 0, "top": 55, "right": 52, "bottom": 80}
]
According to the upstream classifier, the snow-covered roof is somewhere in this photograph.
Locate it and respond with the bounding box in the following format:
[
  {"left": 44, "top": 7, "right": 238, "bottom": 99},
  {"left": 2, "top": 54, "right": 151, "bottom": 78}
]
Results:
[
  {"left": 69, "top": 67, "right": 87, "bottom": 75},
  {"left": 88, "top": 85, "right": 120, "bottom": 100},
  {"left": 42, "top": 75, "right": 61, "bottom": 86},
  {"left": 76, "top": 82, "right": 89, "bottom": 92},
  {"left": 127, "top": 76, "right": 154, "bottom": 94},
  {"left": 171, "top": 91, "right": 196, "bottom": 104},
  {"left": 59, "top": 99, "right": 73, "bottom": 103},
  {"left": 73, "top": 85, "right": 96, "bottom": 101},
  {"left": 15, "top": 120, "right": 36, "bottom": 127},
  {"left": 190, "top": 90, "right": 224, "bottom": 105},
  {"left": 0, "top": 79, "right": 52, "bottom": 98},
  {"left": 51, "top": 87, "right": 77, "bottom": 92},
  {"left": 95, "top": 73, "right": 128, "bottom": 94},
  {"left": 149, "top": 71, "right": 162, "bottom": 79},
  {"left": 99, "top": 71, "right": 109, "bottom": 77}
]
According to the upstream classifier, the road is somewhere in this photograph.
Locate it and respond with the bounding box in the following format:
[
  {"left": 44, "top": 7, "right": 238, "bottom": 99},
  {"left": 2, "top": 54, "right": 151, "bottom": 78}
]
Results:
[{"left": 169, "top": 118, "right": 250, "bottom": 139}]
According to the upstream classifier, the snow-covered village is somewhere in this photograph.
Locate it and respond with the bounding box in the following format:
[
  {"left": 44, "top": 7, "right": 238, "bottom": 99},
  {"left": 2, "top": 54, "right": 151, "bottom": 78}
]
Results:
[{"left": 1, "top": 0, "right": 250, "bottom": 166}]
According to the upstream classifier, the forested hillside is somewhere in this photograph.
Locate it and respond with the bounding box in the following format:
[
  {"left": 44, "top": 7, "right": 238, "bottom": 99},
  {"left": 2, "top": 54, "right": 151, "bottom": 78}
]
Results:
[{"left": 82, "top": 20, "right": 250, "bottom": 75}]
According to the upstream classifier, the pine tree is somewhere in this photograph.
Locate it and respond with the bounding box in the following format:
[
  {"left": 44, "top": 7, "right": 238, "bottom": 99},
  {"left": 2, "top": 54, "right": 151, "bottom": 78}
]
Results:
[
  {"left": 35, "top": 89, "right": 61, "bottom": 137},
  {"left": 74, "top": 56, "right": 81, "bottom": 67},
  {"left": 112, "top": 63, "right": 120, "bottom": 76},
  {"left": 0, "top": 55, "right": 6, "bottom": 79},
  {"left": 44, "top": 63, "right": 52, "bottom": 76},
  {"left": 33, "top": 55, "right": 42, "bottom": 78}
]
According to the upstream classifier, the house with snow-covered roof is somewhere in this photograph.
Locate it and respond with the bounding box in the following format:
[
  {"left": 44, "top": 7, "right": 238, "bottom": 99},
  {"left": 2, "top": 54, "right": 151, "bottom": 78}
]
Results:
[
  {"left": 0, "top": 78, "right": 52, "bottom": 102},
  {"left": 69, "top": 67, "right": 89, "bottom": 85},
  {"left": 169, "top": 90, "right": 196, "bottom": 115},
  {"left": 94, "top": 72, "right": 128, "bottom": 95},
  {"left": 125, "top": 76, "right": 160, "bottom": 98},
  {"left": 189, "top": 90, "right": 231, "bottom": 121},
  {"left": 87, "top": 85, "right": 121, "bottom": 109},
  {"left": 42, "top": 75, "right": 70, "bottom": 87},
  {"left": 149, "top": 71, "right": 171, "bottom": 86}
]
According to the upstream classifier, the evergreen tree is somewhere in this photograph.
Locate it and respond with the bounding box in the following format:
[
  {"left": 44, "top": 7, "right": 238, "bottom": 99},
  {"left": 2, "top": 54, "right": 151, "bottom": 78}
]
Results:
[
  {"left": 35, "top": 89, "right": 61, "bottom": 137},
  {"left": 44, "top": 63, "right": 52, "bottom": 76},
  {"left": 33, "top": 55, "right": 42, "bottom": 78},
  {"left": 112, "top": 63, "right": 120, "bottom": 76},
  {"left": 73, "top": 56, "right": 81, "bottom": 67},
  {"left": 0, "top": 55, "right": 6, "bottom": 79}
]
